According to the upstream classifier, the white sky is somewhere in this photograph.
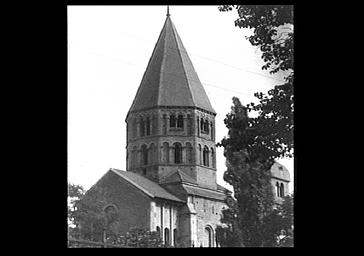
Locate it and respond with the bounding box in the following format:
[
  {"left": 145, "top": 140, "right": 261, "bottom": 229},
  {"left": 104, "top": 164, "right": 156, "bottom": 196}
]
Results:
[{"left": 68, "top": 5, "right": 294, "bottom": 194}]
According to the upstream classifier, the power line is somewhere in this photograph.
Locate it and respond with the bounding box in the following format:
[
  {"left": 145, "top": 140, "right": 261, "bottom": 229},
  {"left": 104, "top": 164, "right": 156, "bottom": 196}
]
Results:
[
  {"left": 71, "top": 47, "right": 271, "bottom": 98},
  {"left": 117, "top": 31, "right": 287, "bottom": 83}
]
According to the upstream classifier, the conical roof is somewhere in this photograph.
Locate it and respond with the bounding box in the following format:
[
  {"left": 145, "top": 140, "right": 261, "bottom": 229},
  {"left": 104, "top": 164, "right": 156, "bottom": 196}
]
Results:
[{"left": 128, "top": 15, "right": 215, "bottom": 115}]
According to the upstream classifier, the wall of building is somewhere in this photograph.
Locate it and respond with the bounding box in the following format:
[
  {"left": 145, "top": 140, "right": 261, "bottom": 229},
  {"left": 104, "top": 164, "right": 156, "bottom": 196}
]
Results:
[
  {"left": 188, "top": 195, "right": 226, "bottom": 247},
  {"left": 93, "top": 171, "right": 152, "bottom": 234},
  {"left": 150, "top": 200, "right": 179, "bottom": 246}
]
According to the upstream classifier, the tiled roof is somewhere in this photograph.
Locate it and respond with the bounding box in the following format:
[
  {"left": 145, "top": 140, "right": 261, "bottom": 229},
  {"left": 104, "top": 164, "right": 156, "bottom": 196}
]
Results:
[
  {"left": 128, "top": 15, "right": 215, "bottom": 115},
  {"left": 110, "top": 168, "right": 184, "bottom": 203},
  {"left": 183, "top": 184, "right": 228, "bottom": 201},
  {"left": 160, "top": 169, "right": 197, "bottom": 185}
]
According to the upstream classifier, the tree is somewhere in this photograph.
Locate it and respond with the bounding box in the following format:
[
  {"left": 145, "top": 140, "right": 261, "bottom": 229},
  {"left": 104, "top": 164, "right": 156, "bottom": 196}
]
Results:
[
  {"left": 218, "top": 5, "right": 294, "bottom": 161},
  {"left": 215, "top": 6, "right": 294, "bottom": 246},
  {"left": 68, "top": 183, "right": 85, "bottom": 236},
  {"left": 217, "top": 96, "right": 295, "bottom": 246}
]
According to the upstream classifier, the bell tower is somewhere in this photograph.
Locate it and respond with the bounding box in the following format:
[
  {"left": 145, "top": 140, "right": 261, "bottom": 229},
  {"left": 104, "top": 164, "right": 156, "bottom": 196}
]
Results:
[{"left": 125, "top": 12, "right": 218, "bottom": 190}]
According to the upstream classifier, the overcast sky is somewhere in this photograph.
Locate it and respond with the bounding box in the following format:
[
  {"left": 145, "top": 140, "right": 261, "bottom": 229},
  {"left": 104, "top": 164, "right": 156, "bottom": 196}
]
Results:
[{"left": 68, "top": 5, "right": 294, "bottom": 194}]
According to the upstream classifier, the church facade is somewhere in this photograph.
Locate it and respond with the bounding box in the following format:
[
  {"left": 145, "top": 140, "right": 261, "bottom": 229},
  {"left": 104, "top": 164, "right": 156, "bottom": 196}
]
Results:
[{"left": 84, "top": 11, "right": 290, "bottom": 248}]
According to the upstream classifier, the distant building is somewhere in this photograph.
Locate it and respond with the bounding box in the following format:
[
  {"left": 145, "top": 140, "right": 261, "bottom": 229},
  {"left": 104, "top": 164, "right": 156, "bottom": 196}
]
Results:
[{"left": 82, "top": 10, "right": 290, "bottom": 247}]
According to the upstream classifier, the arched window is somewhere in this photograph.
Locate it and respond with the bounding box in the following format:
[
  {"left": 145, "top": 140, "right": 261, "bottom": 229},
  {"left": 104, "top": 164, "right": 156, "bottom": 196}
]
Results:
[
  {"left": 205, "top": 226, "right": 213, "bottom": 247},
  {"left": 280, "top": 183, "right": 285, "bottom": 197},
  {"left": 141, "top": 144, "right": 148, "bottom": 165},
  {"left": 173, "top": 228, "right": 177, "bottom": 246},
  {"left": 200, "top": 118, "right": 204, "bottom": 131},
  {"left": 170, "top": 114, "right": 176, "bottom": 128},
  {"left": 186, "top": 142, "right": 193, "bottom": 163},
  {"left": 204, "top": 120, "right": 209, "bottom": 133},
  {"left": 210, "top": 122, "right": 214, "bottom": 140},
  {"left": 163, "top": 142, "right": 169, "bottom": 163},
  {"left": 203, "top": 146, "right": 209, "bottom": 166},
  {"left": 156, "top": 226, "right": 161, "bottom": 237},
  {"left": 146, "top": 117, "right": 151, "bottom": 135},
  {"left": 140, "top": 118, "right": 145, "bottom": 137},
  {"left": 177, "top": 115, "right": 184, "bottom": 128},
  {"left": 164, "top": 228, "right": 170, "bottom": 245},
  {"left": 104, "top": 205, "right": 118, "bottom": 225},
  {"left": 211, "top": 148, "right": 215, "bottom": 168},
  {"left": 174, "top": 143, "right": 182, "bottom": 164},
  {"left": 199, "top": 144, "right": 202, "bottom": 165},
  {"left": 276, "top": 182, "right": 280, "bottom": 197}
]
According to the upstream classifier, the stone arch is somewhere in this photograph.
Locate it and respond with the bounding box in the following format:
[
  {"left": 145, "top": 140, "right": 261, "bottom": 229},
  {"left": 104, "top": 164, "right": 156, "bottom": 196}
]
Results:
[{"left": 204, "top": 225, "right": 214, "bottom": 247}]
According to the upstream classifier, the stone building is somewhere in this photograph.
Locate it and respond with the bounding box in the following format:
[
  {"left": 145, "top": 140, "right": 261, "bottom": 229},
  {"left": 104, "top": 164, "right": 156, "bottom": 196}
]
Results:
[{"left": 83, "top": 10, "right": 290, "bottom": 248}]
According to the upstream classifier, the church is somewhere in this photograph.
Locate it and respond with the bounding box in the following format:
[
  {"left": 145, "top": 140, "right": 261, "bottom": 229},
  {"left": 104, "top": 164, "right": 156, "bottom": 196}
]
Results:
[{"left": 83, "top": 10, "right": 290, "bottom": 247}]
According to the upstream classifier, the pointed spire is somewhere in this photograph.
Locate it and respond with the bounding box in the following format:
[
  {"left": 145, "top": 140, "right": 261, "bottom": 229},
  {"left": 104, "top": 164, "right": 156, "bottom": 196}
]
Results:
[
  {"left": 166, "top": 5, "right": 170, "bottom": 17},
  {"left": 127, "top": 12, "right": 216, "bottom": 115}
]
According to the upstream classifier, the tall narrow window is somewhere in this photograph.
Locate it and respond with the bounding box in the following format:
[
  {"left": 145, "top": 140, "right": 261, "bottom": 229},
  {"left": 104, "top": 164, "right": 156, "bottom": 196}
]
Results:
[
  {"left": 204, "top": 120, "right": 209, "bottom": 133},
  {"left": 140, "top": 118, "right": 145, "bottom": 137},
  {"left": 276, "top": 182, "right": 280, "bottom": 197},
  {"left": 170, "top": 114, "right": 176, "bottom": 128},
  {"left": 200, "top": 118, "right": 204, "bottom": 131},
  {"left": 146, "top": 117, "right": 151, "bottom": 135},
  {"left": 164, "top": 228, "right": 170, "bottom": 246},
  {"left": 174, "top": 143, "right": 182, "bottom": 164},
  {"left": 177, "top": 115, "right": 184, "bottom": 128},
  {"left": 163, "top": 142, "right": 169, "bottom": 163},
  {"left": 203, "top": 146, "right": 209, "bottom": 166},
  {"left": 199, "top": 144, "right": 202, "bottom": 165},
  {"left": 211, "top": 148, "right": 215, "bottom": 168},
  {"left": 173, "top": 229, "right": 177, "bottom": 246},
  {"left": 280, "top": 183, "right": 285, "bottom": 197},
  {"left": 205, "top": 226, "right": 213, "bottom": 247},
  {"left": 210, "top": 122, "right": 214, "bottom": 140}
]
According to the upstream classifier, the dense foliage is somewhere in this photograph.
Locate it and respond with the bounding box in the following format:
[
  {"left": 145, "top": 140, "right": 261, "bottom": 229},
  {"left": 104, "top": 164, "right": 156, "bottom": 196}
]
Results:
[
  {"left": 218, "top": 5, "right": 294, "bottom": 162},
  {"left": 216, "top": 5, "right": 294, "bottom": 247}
]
